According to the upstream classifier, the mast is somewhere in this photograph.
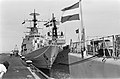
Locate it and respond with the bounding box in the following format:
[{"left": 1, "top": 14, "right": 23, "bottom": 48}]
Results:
[
  {"left": 30, "top": 9, "right": 39, "bottom": 28},
  {"left": 44, "top": 13, "right": 64, "bottom": 42},
  {"left": 23, "top": 9, "right": 40, "bottom": 35},
  {"left": 52, "top": 13, "right": 58, "bottom": 39}
]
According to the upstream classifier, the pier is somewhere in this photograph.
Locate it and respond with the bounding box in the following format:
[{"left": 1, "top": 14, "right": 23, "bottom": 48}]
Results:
[
  {"left": 0, "top": 53, "right": 49, "bottom": 79},
  {"left": 68, "top": 52, "right": 120, "bottom": 78}
]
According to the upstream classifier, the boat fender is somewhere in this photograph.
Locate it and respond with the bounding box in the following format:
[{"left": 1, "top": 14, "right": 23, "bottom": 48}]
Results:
[
  {"left": 19, "top": 54, "right": 22, "bottom": 57},
  {"left": 21, "top": 56, "right": 25, "bottom": 60},
  {"left": 26, "top": 60, "right": 32, "bottom": 65}
]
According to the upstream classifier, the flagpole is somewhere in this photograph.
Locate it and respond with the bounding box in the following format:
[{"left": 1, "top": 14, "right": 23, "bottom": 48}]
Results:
[
  {"left": 79, "top": 0, "right": 84, "bottom": 29},
  {"left": 79, "top": 0, "right": 85, "bottom": 58},
  {"left": 65, "top": 24, "right": 67, "bottom": 44},
  {"left": 78, "top": 30, "right": 80, "bottom": 42}
]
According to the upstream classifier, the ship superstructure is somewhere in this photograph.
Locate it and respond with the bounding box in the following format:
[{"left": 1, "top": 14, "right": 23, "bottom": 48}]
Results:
[{"left": 21, "top": 10, "right": 45, "bottom": 55}]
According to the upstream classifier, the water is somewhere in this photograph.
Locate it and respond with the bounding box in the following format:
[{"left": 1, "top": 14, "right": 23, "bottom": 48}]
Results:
[
  {"left": 51, "top": 63, "right": 70, "bottom": 79},
  {"left": 39, "top": 63, "right": 70, "bottom": 79}
]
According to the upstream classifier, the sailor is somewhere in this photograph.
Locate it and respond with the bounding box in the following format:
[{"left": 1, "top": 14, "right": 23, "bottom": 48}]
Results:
[
  {"left": 81, "top": 47, "right": 85, "bottom": 59},
  {"left": 0, "top": 61, "right": 9, "bottom": 79}
]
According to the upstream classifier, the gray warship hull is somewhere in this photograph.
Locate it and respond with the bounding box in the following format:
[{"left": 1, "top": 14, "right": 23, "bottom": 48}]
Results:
[{"left": 24, "top": 45, "right": 59, "bottom": 69}]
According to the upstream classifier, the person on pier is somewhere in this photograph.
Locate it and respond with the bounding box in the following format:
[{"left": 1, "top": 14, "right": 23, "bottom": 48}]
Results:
[{"left": 0, "top": 61, "right": 9, "bottom": 79}]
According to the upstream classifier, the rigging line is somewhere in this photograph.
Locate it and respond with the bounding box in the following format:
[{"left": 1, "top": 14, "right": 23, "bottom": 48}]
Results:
[{"left": 34, "top": 46, "right": 51, "bottom": 59}]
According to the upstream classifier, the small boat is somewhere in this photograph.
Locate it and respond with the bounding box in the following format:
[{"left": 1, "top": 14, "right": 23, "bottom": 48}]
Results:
[{"left": 10, "top": 45, "right": 19, "bottom": 56}]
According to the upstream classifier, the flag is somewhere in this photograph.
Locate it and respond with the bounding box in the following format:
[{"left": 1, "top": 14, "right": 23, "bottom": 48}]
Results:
[
  {"left": 50, "top": 19, "right": 60, "bottom": 25},
  {"left": 61, "top": 2, "right": 80, "bottom": 23},
  {"left": 61, "top": 14, "right": 79, "bottom": 23},
  {"left": 22, "top": 21, "right": 25, "bottom": 24},
  {"left": 76, "top": 29, "right": 79, "bottom": 33},
  {"left": 44, "top": 22, "right": 49, "bottom": 26},
  {"left": 44, "top": 20, "right": 60, "bottom": 27},
  {"left": 61, "top": 2, "right": 79, "bottom": 11},
  {"left": 44, "top": 21, "right": 52, "bottom": 27},
  {"left": 45, "top": 23, "right": 52, "bottom": 27}
]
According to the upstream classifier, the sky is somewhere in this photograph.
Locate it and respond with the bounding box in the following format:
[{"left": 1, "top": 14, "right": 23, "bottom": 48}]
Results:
[{"left": 0, "top": 0, "right": 120, "bottom": 53}]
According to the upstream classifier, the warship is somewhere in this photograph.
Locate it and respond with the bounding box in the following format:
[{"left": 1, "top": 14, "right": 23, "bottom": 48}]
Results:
[{"left": 20, "top": 10, "right": 65, "bottom": 69}]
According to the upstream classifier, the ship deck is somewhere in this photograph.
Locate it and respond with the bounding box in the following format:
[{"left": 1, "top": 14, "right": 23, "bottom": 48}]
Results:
[{"left": 0, "top": 53, "right": 47, "bottom": 79}]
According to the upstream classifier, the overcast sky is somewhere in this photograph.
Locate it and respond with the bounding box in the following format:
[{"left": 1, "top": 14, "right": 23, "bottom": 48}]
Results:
[{"left": 0, "top": 0, "right": 120, "bottom": 53}]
